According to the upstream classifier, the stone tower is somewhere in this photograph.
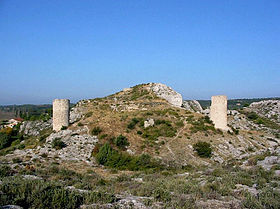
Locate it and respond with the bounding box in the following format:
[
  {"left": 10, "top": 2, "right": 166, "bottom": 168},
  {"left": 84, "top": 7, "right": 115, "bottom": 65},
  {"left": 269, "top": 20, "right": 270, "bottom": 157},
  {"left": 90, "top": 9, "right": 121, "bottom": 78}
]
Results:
[
  {"left": 210, "top": 95, "right": 229, "bottom": 131},
  {"left": 53, "top": 99, "right": 70, "bottom": 132}
]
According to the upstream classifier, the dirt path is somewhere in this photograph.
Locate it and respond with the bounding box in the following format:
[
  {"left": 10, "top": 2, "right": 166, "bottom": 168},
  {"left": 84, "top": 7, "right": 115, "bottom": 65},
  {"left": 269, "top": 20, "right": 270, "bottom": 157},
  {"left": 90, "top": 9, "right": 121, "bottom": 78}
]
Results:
[{"left": 165, "top": 121, "right": 188, "bottom": 160}]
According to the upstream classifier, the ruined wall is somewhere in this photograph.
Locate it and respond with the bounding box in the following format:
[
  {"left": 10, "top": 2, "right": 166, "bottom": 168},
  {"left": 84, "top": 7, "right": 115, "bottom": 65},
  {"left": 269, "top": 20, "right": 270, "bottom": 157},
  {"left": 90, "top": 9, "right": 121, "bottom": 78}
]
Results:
[
  {"left": 210, "top": 95, "right": 228, "bottom": 131},
  {"left": 53, "top": 99, "right": 70, "bottom": 132}
]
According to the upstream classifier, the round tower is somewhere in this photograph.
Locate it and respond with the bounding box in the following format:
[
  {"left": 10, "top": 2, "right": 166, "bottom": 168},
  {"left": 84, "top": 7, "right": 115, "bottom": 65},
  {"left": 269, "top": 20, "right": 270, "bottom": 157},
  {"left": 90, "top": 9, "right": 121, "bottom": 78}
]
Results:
[{"left": 53, "top": 99, "right": 70, "bottom": 132}]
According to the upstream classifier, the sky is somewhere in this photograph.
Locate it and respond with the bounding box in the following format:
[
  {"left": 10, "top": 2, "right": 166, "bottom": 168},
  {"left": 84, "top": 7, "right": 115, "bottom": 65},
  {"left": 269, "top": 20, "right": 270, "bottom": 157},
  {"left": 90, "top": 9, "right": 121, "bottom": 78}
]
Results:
[{"left": 0, "top": 0, "right": 279, "bottom": 105}]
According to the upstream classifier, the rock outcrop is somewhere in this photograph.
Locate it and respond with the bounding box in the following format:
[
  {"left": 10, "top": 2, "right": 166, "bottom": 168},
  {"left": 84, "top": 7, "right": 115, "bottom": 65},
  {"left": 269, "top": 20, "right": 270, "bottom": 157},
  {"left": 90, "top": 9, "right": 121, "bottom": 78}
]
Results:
[
  {"left": 248, "top": 100, "right": 280, "bottom": 124},
  {"left": 148, "top": 83, "right": 183, "bottom": 107},
  {"left": 183, "top": 100, "right": 203, "bottom": 113},
  {"left": 19, "top": 120, "right": 52, "bottom": 136}
]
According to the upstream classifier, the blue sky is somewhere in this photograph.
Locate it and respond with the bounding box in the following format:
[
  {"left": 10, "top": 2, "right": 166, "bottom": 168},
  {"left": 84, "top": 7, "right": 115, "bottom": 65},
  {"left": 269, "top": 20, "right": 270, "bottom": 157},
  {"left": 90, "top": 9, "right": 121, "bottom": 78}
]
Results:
[{"left": 0, "top": 0, "right": 279, "bottom": 105}]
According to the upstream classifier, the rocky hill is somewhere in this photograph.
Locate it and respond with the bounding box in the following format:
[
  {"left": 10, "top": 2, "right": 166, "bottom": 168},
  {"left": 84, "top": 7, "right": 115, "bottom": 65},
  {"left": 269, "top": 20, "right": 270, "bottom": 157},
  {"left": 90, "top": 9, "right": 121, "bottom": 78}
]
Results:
[{"left": 1, "top": 83, "right": 280, "bottom": 209}]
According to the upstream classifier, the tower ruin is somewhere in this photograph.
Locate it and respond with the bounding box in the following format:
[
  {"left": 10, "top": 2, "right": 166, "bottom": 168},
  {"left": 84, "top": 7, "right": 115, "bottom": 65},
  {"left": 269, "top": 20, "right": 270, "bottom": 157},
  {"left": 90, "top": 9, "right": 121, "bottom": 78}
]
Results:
[
  {"left": 210, "top": 95, "right": 229, "bottom": 131},
  {"left": 53, "top": 99, "right": 70, "bottom": 132}
]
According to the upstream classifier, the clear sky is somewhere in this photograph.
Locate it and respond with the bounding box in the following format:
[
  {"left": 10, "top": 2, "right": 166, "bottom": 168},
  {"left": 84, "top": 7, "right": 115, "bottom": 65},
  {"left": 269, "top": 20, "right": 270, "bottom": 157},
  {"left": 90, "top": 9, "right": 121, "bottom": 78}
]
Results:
[{"left": 0, "top": 0, "right": 279, "bottom": 105}]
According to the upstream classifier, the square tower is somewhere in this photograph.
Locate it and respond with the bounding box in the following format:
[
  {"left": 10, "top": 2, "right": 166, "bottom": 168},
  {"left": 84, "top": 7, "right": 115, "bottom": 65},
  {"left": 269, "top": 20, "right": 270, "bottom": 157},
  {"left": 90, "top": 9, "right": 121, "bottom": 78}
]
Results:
[{"left": 210, "top": 95, "right": 229, "bottom": 131}]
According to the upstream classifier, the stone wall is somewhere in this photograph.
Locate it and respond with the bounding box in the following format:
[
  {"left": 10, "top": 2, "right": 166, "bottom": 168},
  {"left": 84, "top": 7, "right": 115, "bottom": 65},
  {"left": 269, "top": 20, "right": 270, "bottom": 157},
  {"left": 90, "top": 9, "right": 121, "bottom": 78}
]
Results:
[
  {"left": 210, "top": 95, "right": 228, "bottom": 131},
  {"left": 53, "top": 99, "right": 70, "bottom": 132}
]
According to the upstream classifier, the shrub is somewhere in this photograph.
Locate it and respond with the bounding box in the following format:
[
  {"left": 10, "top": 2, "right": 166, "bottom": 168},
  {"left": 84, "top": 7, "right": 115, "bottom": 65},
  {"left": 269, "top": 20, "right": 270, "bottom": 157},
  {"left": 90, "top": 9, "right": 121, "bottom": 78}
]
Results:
[
  {"left": 0, "top": 132, "right": 11, "bottom": 149},
  {"left": 0, "top": 165, "right": 14, "bottom": 177},
  {"left": 52, "top": 138, "right": 66, "bottom": 150},
  {"left": 114, "top": 135, "right": 129, "bottom": 149},
  {"left": 0, "top": 177, "right": 117, "bottom": 208},
  {"left": 91, "top": 127, "right": 102, "bottom": 135},
  {"left": 99, "top": 134, "right": 108, "bottom": 139},
  {"left": 127, "top": 118, "right": 140, "bottom": 129},
  {"left": 95, "top": 143, "right": 161, "bottom": 170},
  {"left": 193, "top": 141, "right": 212, "bottom": 158},
  {"left": 247, "top": 112, "right": 259, "bottom": 120}
]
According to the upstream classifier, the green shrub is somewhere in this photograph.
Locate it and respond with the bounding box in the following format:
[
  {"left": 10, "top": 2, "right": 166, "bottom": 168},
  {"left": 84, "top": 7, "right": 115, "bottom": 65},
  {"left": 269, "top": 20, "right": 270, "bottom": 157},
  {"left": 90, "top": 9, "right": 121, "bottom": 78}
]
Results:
[
  {"left": 247, "top": 112, "right": 259, "bottom": 120},
  {"left": 0, "top": 132, "right": 11, "bottom": 149},
  {"left": 127, "top": 118, "right": 140, "bottom": 129},
  {"left": 0, "top": 177, "right": 117, "bottom": 208},
  {"left": 52, "top": 138, "right": 66, "bottom": 150},
  {"left": 0, "top": 165, "right": 14, "bottom": 177},
  {"left": 91, "top": 127, "right": 102, "bottom": 135},
  {"left": 114, "top": 135, "right": 129, "bottom": 149},
  {"left": 95, "top": 143, "right": 161, "bottom": 171},
  {"left": 99, "top": 134, "right": 108, "bottom": 139},
  {"left": 193, "top": 141, "right": 212, "bottom": 158},
  {"left": 61, "top": 126, "right": 67, "bottom": 130}
]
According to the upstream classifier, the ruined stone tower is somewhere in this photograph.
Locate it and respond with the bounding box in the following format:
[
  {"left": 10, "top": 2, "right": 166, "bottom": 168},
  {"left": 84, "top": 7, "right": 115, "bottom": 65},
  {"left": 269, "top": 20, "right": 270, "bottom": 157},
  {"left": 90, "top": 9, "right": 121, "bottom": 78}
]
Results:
[
  {"left": 53, "top": 99, "right": 70, "bottom": 132},
  {"left": 210, "top": 95, "right": 229, "bottom": 131}
]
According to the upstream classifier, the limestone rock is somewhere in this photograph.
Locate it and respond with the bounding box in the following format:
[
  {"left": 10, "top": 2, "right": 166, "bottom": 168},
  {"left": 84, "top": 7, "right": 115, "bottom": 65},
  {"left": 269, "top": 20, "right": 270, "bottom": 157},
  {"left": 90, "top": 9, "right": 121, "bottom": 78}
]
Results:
[
  {"left": 183, "top": 100, "right": 203, "bottom": 113},
  {"left": 248, "top": 100, "right": 280, "bottom": 124},
  {"left": 19, "top": 120, "right": 52, "bottom": 136},
  {"left": 149, "top": 83, "right": 183, "bottom": 107},
  {"left": 0, "top": 206, "right": 23, "bottom": 209},
  {"left": 257, "top": 156, "right": 280, "bottom": 170},
  {"left": 144, "top": 118, "right": 154, "bottom": 128},
  {"left": 196, "top": 198, "right": 241, "bottom": 209}
]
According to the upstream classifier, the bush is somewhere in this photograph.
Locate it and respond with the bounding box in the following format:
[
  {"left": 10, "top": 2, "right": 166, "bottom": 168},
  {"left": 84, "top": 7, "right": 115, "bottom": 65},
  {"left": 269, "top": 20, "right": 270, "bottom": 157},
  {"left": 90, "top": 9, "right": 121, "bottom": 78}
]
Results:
[
  {"left": 95, "top": 143, "right": 161, "bottom": 170},
  {"left": 127, "top": 118, "right": 140, "bottom": 129},
  {"left": 91, "top": 127, "right": 102, "bottom": 135},
  {"left": 0, "top": 132, "right": 11, "bottom": 149},
  {"left": 0, "top": 165, "right": 14, "bottom": 177},
  {"left": 193, "top": 141, "right": 212, "bottom": 158},
  {"left": 61, "top": 126, "right": 67, "bottom": 130},
  {"left": 0, "top": 177, "right": 117, "bottom": 208},
  {"left": 52, "top": 138, "right": 66, "bottom": 150},
  {"left": 114, "top": 135, "right": 129, "bottom": 149},
  {"left": 247, "top": 112, "right": 259, "bottom": 120}
]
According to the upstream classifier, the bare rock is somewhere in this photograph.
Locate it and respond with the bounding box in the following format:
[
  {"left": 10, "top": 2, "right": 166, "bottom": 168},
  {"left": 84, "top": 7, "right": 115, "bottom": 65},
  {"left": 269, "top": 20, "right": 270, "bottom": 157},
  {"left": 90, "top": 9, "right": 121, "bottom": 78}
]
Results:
[
  {"left": 183, "top": 100, "right": 203, "bottom": 113},
  {"left": 149, "top": 83, "right": 183, "bottom": 107},
  {"left": 0, "top": 206, "right": 23, "bottom": 209},
  {"left": 196, "top": 198, "right": 241, "bottom": 209},
  {"left": 257, "top": 156, "right": 280, "bottom": 170},
  {"left": 20, "top": 120, "right": 52, "bottom": 136},
  {"left": 249, "top": 100, "right": 280, "bottom": 124},
  {"left": 144, "top": 118, "right": 154, "bottom": 128}
]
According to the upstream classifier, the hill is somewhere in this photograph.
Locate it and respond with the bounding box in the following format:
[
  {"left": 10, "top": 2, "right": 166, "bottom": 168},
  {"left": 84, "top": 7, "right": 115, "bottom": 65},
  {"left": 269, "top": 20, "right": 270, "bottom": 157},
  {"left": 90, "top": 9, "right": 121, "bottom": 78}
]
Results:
[{"left": 0, "top": 83, "right": 279, "bottom": 208}]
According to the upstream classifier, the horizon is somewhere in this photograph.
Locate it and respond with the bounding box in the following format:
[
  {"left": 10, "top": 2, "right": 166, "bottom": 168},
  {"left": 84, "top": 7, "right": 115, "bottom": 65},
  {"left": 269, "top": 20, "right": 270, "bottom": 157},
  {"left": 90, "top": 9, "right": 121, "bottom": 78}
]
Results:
[{"left": 1, "top": 0, "right": 279, "bottom": 105}]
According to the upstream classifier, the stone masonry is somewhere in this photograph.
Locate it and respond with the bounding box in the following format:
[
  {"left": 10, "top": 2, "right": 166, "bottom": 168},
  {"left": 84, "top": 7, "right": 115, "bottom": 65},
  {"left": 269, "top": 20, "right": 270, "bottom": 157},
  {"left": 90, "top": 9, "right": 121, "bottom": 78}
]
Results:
[
  {"left": 53, "top": 99, "right": 70, "bottom": 132},
  {"left": 210, "top": 95, "right": 229, "bottom": 131}
]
